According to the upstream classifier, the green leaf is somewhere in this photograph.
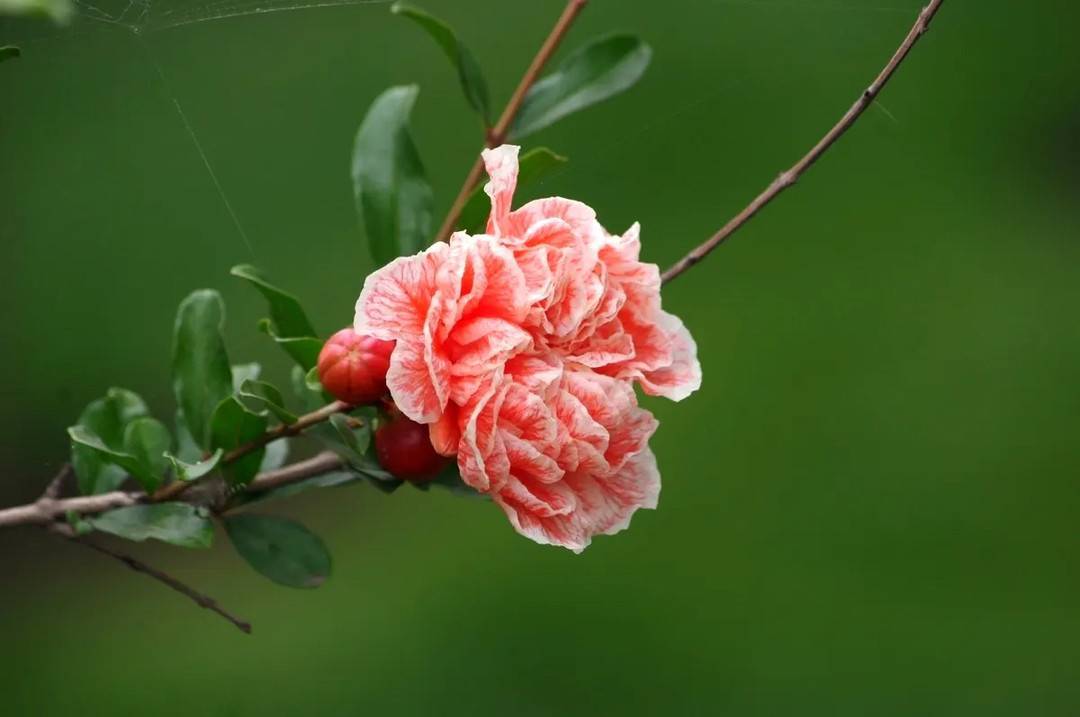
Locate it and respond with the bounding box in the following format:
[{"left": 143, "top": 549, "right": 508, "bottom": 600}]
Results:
[
  {"left": 352, "top": 85, "right": 434, "bottom": 265},
  {"left": 68, "top": 425, "right": 160, "bottom": 493},
  {"left": 304, "top": 365, "right": 324, "bottom": 393},
  {"left": 230, "top": 263, "right": 317, "bottom": 335},
  {"left": 257, "top": 318, "right": 323, "bottom": 372},
  {"left": 224, "top": 514, "right": 331, "bottom": 588},
  {"left": 329, "top": 414, "right": 371, "bottom": 457},
  {"left": 511, "top": 34, "right": 652, "bottom": 140},
  {"left": 173, "top": 290, "right": 234, "bottom": 449},
  {"left": 457, "top": 147, "right": 568, "bottom": 233},
  {"left": 165, "top": 449, "right": 223, "bottom": 481},
  {"left": 0, "top": 46, "right": 20, "bottom": 63},
  {"left": 70, "top": 388, "right": 149, "bottom": 494},
  {"left": 121, "top": 418, "right": 172, "bottom": 490},
  {"left": 238, "top": 379, "right": 297, "bottom": 424},
  {"left": 88, "top": 504, "right": 213, "bottom": 549},
  {"left": 173, "top": 409, "right": 202, "bottom": 463},
  {"left": 209, "top": 396, "right": 268, "bottom": 487},
  {"left": 391, "top": 2, "right": 491, "bottom": 124}
]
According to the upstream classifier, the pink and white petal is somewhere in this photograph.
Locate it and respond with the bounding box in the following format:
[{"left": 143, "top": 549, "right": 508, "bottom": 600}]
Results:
[
  {"left": 482, "top": 145, "right": 520, "bottom": 237},
  {"left": 566, "top": 320, "right": 636, "bottom": 368},
  {"left": 354, "top": 243, "right": 449, "bottom": 340},
  {"left": 503, "top": 433, "right": 564, "bottom": 485},
  {"left": 446, "top": 316, "right": 532, "bottom": 377},
  {"left": 508, "top": 197, "right": 602, "bottom": 242},
  {"left": 637, "top": 312, "right": 702, "bottom": 402},
  {"left": 505, "top": 352, "right": 563, "bottom": 396},
  {"left": 386, "top": 337, "right": 445, "bottom": 424},
  {"left": 589, "top": 446, "right": 662, "bottom": 537},
  {"left": 457, "top": 374, "right": 510, "bottom": 492},
  {"left": 497, "top": 382, "right": 559, "bottom": 446},
  {"left": 603, "top": 405, "right": 659, "bottom": 474}
]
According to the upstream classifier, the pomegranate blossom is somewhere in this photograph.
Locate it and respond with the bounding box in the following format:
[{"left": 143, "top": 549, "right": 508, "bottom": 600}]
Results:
[{"left": 355, "top": 145, "right": 701, "bottom": 551}]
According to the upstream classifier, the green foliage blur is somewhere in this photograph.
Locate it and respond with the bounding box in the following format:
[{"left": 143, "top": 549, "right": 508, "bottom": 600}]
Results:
[{"left": 2, "top": 0, "right": 1079, "bottom": 714}]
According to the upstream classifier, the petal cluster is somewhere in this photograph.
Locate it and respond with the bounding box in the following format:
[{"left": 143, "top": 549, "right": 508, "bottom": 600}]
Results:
[{"left": 355, "top": 145, "right": 700, "bottom": 551}]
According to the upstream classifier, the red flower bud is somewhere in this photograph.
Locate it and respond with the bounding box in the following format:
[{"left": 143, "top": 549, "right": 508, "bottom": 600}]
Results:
[
  {"left": 375, "top": 414, "right": 447, "bottom": 482},
  {"left": 317, "top": 328, "right": 395, "bottom": 405}
]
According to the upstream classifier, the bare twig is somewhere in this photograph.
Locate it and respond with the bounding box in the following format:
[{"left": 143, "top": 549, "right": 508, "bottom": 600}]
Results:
[
  {"left": 0, "top": 487, "right": 140, "bottom": 528},
  {"left": 434, "top": 0, "right": 589, "bottom": 244},
  {"left": 244, "top": 451, "right": 345, "bottom": 495},
  {"left": 661, "top": 0, "right": 945, "bottom": 284},
  {"left": 0, "top": 452, "right": 349, "bottom": 529},
  {"left": 43, "top": 464, "right": 72, "bottom": 499},
  {"left": 51, "top": 524, "right": 252, "bottom": 634}
]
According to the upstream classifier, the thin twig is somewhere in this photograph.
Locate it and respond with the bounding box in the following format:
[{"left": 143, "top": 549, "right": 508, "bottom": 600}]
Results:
[
  {"left": 51, "top": 524, "right": 252, "bottom": 634},
  {"left": 0, "top": 452, "right": 350, "bottom": 529},
  {"left": 43, "top": 464, "right": 72, "bottom": 499},
  {"left": 244, "top": 451, "right": 345, "bottom": 495},
  {"left": 661, "top": 0, "right": 945, "bottom": 284},
  {"left": 0, "top": 487, "right": 140, "bottom": 528},
  {"left": 433, "top": 0, "right": 589, "bottom": 244}
]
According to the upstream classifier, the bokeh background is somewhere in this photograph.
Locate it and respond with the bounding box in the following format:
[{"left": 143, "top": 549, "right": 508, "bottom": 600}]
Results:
[{"left": 2, "top": 0, "right": 1079, "bottom": 713}]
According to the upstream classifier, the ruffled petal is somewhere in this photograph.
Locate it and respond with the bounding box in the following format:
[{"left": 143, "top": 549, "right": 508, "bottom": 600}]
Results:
[
  {"left": 482, "top": 145, "right": 520, "bottom": 238},
  {"left": 354, "top": 243, "right": 449, "bottom": 340}
]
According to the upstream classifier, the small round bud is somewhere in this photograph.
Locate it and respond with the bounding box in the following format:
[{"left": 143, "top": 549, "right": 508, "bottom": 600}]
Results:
[
  {"left": 317, "top": 328, "right": 395, "bottom": 405},
  {"left": 375, "top": 414, "right": 447, "bottom": 482}
]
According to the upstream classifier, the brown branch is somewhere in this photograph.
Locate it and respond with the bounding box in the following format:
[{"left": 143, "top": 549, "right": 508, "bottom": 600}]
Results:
[
  {"left": 433, "top": 0, "right": 589, "bottom": 244},
  {"left": 149, "top": 400, "right": 352, "bottom": 503},
  {"left": 0, "top": 487, "right": 140, "bottom": 528},
  {"left": 661, "top": 0, "right": 946, "bottom": 285},
  {"left": 243, "top": 450, "right": 345, "bottom": 495},
  {"left": 50, "top": 524, "right": 252, "bottom": 634}
]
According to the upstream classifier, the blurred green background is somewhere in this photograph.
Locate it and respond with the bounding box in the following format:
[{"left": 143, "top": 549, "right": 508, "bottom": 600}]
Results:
[{"left": 2, "top": 0, "right": 1079, "bottom": 713}]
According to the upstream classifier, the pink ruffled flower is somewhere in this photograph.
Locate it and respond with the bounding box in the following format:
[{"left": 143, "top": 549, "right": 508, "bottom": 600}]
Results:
[{"left": 355, "top": 145, "right": 700, "bottom": 551}]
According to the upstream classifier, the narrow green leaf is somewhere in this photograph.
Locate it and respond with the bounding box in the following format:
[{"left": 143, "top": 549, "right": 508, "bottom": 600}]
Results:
[
  {"left": 230, "top": 264, "right": 317, "bottom": 338},
  {"left": 239, "top": 379, "right": 297, "bottom": 424},
  {"left": 70, "top": 388, "right": 149, "bottom": 495},
  {"left": 257, "top": 318, "right": 322, "bottom": 372},
  {"left": 511, "top": 34, "right": 652, "bottom": 140},
  {"left": 165, "top": 448, "right": 223, "bottom": 481},
  {"left": 457, "top": 147, "right": 568, "bottom": 232},
  {"left": 121, "top": 417, "right": 172, "bottom": 490},
  {"left": 88, "top": 504, "right": 213, "bottom": 549},
  {"left": 231, "top": 265, "right": 320, "bottom": 370},
  {"left": 352, "top": 85, "right": 434, "bottom": 265},
  {"left": 68, "top": 426, "right": 156, "bottom": 492},
  {"left": 173, "top": 290, "right": 234, "bottom": 449},
  {"left": 0, "top": 46, "right": 20, "bottom": 63},
  {"left": 391, "top": 2, "right": 491, "bottom": 124},
  {"left": 225, "top": 514, "right": 331, "bottom": 588},
  {"left": 209, "top": 396, "right": 268, "bottom": 487}
]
